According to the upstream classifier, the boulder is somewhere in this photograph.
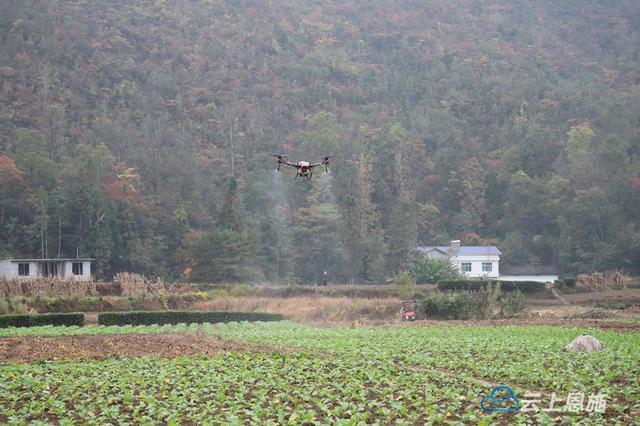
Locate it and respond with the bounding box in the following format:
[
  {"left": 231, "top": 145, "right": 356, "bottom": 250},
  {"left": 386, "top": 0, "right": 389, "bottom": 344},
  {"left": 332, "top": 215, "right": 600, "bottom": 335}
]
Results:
[{"left": 563, "top": 335, "right": 605, "bottom": 352}]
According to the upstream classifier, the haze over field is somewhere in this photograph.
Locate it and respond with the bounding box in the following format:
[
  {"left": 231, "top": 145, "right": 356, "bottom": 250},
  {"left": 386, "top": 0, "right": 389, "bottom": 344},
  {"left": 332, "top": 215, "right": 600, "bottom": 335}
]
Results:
[{"left": 1, "top": 0, "right": 639, "bottom": 282}]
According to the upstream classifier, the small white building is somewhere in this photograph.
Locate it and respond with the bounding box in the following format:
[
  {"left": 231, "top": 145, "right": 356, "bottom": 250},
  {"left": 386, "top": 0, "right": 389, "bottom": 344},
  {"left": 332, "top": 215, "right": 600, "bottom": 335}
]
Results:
[
  {"left": 417, "top": 240, "right": 501, "bottom": 278},
  {"left": 0, "top": 258, "right": 93, "bottom": 281}
]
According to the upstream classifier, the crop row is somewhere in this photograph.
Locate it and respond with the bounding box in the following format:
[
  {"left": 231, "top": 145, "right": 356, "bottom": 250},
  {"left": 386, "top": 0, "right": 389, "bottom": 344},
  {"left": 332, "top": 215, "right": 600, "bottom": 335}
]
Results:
[
  {"left": 0, "top": 321, "right": 637, "bottom": 423},
  {"left": 0, "top": 352, "right": 552, "bottom": 425},
  {"left": 209, "top": 322, "right": 640, "bottom": 422},
  {"left": 0, "top": 323, "right": 197, "bottom": 337}
]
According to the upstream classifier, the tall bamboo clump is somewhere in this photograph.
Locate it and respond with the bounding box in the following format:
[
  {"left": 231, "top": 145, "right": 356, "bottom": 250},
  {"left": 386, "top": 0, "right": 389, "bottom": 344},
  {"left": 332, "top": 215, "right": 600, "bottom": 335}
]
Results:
[{"left": 0, "top": 277, "right": 97, "bottom": 297}]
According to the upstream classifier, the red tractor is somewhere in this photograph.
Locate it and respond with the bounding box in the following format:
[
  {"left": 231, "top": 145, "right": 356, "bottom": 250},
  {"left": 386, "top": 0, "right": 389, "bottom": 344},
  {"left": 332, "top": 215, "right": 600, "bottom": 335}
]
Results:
[{"left": 400, "top": 300, "right": 417, "bottom": 321}]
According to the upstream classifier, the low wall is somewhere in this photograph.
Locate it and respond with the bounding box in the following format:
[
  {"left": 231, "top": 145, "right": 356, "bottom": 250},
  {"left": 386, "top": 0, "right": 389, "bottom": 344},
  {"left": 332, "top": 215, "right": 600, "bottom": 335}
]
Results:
[{"left": 496, "top": 275, "right": 558, "bottom": 283}]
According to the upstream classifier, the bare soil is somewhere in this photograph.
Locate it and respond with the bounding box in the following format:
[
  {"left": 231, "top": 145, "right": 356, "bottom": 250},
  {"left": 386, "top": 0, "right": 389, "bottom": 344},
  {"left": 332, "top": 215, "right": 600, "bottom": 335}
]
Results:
[
  {"left": 528, "top": 288, "right": 640, "bottom": 306},
  {"left": 563, "top": 288, "right": 640, "bottom": 303},
  {"left": 454, "top": 318, "right": 640, "bottom": 331},
  {"left": 193, "top": 296, "right": 400, "bottom": 322},
  {"left": 0, "top": 332, "right": 298, "bottom": 363}
]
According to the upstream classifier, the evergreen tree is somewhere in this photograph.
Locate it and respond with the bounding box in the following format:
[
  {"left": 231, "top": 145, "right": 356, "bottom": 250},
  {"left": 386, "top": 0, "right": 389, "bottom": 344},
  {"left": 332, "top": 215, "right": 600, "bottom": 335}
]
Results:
[
  {"left": 190, "top": 177, "right": 255, "bottom": 282},
  {"left": 291, "top": 173, "right": 347, "bottom": 283}
]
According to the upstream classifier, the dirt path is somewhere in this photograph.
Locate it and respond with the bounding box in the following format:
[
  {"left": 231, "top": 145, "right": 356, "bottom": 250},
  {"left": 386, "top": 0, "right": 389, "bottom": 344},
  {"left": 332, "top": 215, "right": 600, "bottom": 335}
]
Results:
[
  {"left": 0, "top": 333, "right": 298, "bottom": 363},
  {"left": 551, "top": 287, "right": 570, "bottom": 305}
]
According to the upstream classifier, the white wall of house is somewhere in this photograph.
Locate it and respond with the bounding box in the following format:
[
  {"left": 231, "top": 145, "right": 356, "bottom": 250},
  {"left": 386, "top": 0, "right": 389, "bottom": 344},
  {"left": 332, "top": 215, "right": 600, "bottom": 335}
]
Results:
[
  {"left": 419, "top": 243, "right": 560, "bottom": 281},
  {"left": 0, "top": 261, "right": 16, "bottom": 279},
  {"left": 0, "top": 260, "right": 92, "bottom": 281},
  {"left": 0, "top": 260, "right": 39, "bottom": 279},
  {"left": 67, "top": 261, "right": 92, "bottom": 281},
  {"left": 56, "top": 260, "right": 92, "bottom": 281},
  {"left": 451, "top": 255, "right": 500, "bottom": 278}
]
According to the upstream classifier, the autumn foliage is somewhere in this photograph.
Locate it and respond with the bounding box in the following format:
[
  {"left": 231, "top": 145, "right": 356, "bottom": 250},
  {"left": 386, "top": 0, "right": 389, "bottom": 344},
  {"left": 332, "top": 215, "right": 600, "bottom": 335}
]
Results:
[
  {"left": 0, "top": 155, "right": 25, "bottom": 187},
  {"left": 1, "top": 1, "right": 640, "bottom": 279},
  {"left": 103, "top": 163, "right": 141, "bottom": 204}
]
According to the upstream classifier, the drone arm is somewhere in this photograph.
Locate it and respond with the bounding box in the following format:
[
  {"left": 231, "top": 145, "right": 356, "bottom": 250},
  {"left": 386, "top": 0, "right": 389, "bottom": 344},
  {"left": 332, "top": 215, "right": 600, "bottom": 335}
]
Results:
[
  {"left": 310, "top": 156, "right": 331, "bottom": 172},
  {"left": 309, "top": 162, "right": 330, "bottom": 173},
  {"left": 281, "top": 161, "right": 300, "bottom": 168}
]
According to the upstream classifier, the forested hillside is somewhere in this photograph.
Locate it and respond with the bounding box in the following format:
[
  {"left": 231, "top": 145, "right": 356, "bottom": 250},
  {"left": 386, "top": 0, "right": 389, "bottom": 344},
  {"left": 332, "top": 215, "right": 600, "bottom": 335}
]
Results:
[{"left": 1, "top": 0, "right": 639, "bottom": 282}]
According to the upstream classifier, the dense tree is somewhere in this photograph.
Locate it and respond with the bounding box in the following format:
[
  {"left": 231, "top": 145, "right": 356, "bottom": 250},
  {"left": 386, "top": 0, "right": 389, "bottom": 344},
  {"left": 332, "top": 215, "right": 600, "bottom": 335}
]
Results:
[
  {"left": 1, "top": 0, "right": 640, "bottom": 279},
  {"left": 189, "top": 178, "right": 256, "bottom": 282}
]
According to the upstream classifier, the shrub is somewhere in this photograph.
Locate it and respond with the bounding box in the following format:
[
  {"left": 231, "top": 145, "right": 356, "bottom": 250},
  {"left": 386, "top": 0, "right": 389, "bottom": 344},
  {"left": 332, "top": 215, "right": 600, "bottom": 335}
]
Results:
[
  {"left": 421, "top": 286, "right": 527, "bottom": 320},
  {"left": 129, "top": 296, "right": 164, "bottom": 311},
  {"left": 437, "top": 280, "right": 544, "bottom": 292},
  {"left": 501, "top": 290, "right": 526, "bottom": 318},
  {"left": 409, "top": 256, "right": 461, "bottom": 285},
  {"left": 182, "top": 291, "right": 210, "bottom": 301},
  {"left": 96, "top": 283, "right": 119, "bottom": 296},
  {"left": 419, "top": 291, "right": 473, "bottom": 320},
  {"left": 563, "top": 278, "right": 576, "bottom": 288},
  {"left": 473, "top": 282, "right": 502, "bottom": 319},
  {"left": 101, "top": 296, "right": 134, "bottom": 311},
  {"left": 594, "top": 301, "right": 635, "bottom": 310},
  {"left": 395, "top": 271, "right": 417, "bottom": 299},
  {"left": 0, "top": 297, "right": 30, "bottom": 315},
  {"left": 0, "top": 299, "right": 8, "bottom": 315},
  {"left": 395, "top": 270, "right": 416, "bottom": 286},
  {"left": 98, "top": 310, "right": 284, "bottom": 326},
  {"left": 0, "top": 312, "right": 84, "bottom": 328}
]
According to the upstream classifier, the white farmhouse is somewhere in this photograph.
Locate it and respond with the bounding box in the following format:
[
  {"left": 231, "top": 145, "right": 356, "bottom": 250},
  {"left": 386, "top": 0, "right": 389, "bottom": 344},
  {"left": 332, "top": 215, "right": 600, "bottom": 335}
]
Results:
[
  {"left": 416, "top": 240, "right": 501, "bottom": 278},
  {"left": 0, "top": 258, "right": 93, "bottom": 281}
]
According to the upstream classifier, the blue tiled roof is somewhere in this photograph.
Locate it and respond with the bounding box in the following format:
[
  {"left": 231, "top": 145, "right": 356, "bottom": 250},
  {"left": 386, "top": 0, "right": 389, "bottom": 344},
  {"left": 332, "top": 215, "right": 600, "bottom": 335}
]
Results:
[{"left": 417, "top": 246, "right": 502, "bottom": 256}]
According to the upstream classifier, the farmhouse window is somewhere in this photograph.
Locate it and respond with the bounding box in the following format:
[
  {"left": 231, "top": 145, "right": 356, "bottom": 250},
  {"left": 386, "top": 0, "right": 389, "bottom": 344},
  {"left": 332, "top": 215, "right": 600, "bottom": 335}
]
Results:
[
  {"left": 461, "top": 262, "right": 472, "bottom": 272},
  {"left": 18, "top": 263, "right": 30, "bottom": 276},
  {"left": 482, "top": 262, "right": 493, "bottom": 272},
  {"left": 72, "top": 262, "right": 83, "bottom": 276}
]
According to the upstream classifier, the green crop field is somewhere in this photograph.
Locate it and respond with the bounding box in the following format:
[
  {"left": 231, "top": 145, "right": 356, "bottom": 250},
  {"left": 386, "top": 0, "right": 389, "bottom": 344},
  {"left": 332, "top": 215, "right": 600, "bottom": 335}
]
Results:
[
  {"left": 0, "top": 322, "right": 638, "bottom": 424},
  {"left": 0, "top": 323, "right": 197, "bottom": 338}
]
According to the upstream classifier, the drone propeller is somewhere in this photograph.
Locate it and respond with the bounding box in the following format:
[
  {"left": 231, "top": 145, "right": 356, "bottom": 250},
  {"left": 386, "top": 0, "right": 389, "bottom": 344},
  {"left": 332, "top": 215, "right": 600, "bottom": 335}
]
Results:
[
  {"left": 322, "top": 155, "right": 332, "bottom": 172},
  {"left": 272, "top": 154, "right": 287, "bottom": 171}
]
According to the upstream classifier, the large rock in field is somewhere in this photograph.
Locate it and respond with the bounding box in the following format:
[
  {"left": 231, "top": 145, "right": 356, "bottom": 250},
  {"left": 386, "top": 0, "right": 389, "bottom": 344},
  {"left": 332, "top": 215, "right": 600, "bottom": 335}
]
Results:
[{"left": 563, "top": 335, "right": 605, "bottom": 352}]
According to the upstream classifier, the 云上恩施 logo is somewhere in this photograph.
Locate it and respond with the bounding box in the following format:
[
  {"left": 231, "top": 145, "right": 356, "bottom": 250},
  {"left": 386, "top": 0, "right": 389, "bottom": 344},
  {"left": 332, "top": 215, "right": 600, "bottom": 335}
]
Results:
[{"left": 480, "top": 385, "right": 521, "bottom": 413}]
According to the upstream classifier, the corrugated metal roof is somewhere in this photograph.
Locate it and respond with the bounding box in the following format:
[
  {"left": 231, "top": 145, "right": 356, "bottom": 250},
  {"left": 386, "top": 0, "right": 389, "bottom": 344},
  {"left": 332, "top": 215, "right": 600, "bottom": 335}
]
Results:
[
  {"left": 416, "top": 246, "right": 449, "bottom": 253},
  {"left": 417, "top": 246, "right": 502, "bottom": 256},
  {"left": 416, "top": 246, "right": 450, "bottom": 253}
]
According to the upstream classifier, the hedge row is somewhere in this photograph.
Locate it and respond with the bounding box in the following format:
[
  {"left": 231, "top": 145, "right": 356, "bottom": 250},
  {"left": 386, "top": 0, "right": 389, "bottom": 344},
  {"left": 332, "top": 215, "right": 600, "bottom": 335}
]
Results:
[
  {"left": 97, "top": 310, "right": 284, "bottom": 326},
  {"left": 555, "top": 278, "right": 576, "bottom": 288},
  {"left": 437, "top": 280, "right": 545, "bottom": 292},
  {"left": 0, "top": 312, "right": 84, "bottom": 328}
]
